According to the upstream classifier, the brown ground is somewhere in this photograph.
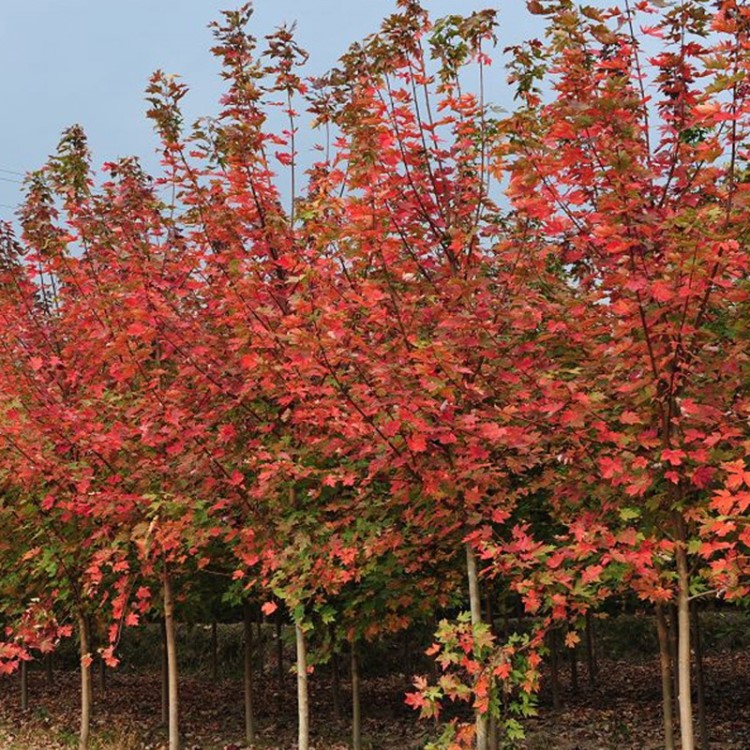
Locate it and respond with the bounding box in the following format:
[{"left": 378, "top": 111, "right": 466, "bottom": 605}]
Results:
[
  {"left": 524, "top": 652, "right": 750, "bottom": 750},
  {"left": 0, "top": 651, "right": 748, "bottom": 749}
]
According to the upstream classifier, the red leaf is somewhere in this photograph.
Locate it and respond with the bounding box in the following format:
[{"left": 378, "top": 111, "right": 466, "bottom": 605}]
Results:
[
  {"left": 661, "top": 449, "right": 686, "bottom": 466},
  {"left": 261, "top": 601, "right": 278, "bottom": 616}
]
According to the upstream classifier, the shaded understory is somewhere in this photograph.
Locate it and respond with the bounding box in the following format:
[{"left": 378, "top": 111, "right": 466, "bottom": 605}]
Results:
[{"left": 0, "top": 615, "right": 749, "bottom": 749}]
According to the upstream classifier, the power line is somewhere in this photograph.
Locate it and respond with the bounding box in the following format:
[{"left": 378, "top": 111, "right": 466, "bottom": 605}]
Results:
[
  {"left": 0, "top": 168, "right": 24, "bottom": 177},
  {"left": 0, "top": 176, "right": 22, "bottom": 185}
]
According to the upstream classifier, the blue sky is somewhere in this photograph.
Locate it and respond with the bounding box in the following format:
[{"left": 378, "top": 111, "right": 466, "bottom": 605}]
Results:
[{"left": 0, "top": 1, "right": 544, "bottom": 217}]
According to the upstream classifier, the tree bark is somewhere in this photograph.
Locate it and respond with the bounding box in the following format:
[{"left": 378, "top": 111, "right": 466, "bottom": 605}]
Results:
[
  {"left": 675, "top": 533, "right": 695, "bottom": 750},
  {"left": 484, "top": 589, "right": 495, "bottom": 637},
  {"left": 211, "top": 621, "right": 218, "bottom": 681},
  {"left": 332, "top": 650, "right": 342, "bottom": 720},
  {"left": 243, "top": 603, "right": 256, "bottom": 746},
  {"left": 585, "top": 611, "right": 597, "bottom": 687},
  {"left": 401, "top": 631, "right": 413, "bottom": 681},
  {"left": 86, "top": 616, "right": 94, "bottom": 708},
  {"left": 163, "top": 570, "right": 180, "bottom": 750},
  {"left": 569, "top": 636, "right": 579, "bottom": 695},
  {"left": 20, "top": 659, "right": 28, "bottom": 712},
  {"left": 45, "top": 652, "right": 54, "bottom": 688},
  {"left": 161, "top": 619, "right": 169, "bottom": 727},
  {"left": 351, "top": 642, "right": 362, "bottom": 750},
  {"left": 656, "top": 605, "right": 676, "bottom": 750},
  {"left": 466, "top": 542, "right": 489, "bottom": 750},
  {"left": 690, "top": 602, "right": 709, "bottom": 749},
  {"left": 549, "top": 629, "right": 561, "bottom": 711},
  {"left": 256, "top": 618, "right": 265, "bottom": 674},
  {"left": 488, "top": 714, "right": 499, "bottom": 750},
  {"left": 499, "top": 591, "right": 510, "bottom": 640},
  {"left": 669, "top": 603, "right": 680, "bottom": 722},
  {"left": 78, "top": 612, "right": 92, "bottom": 750},
  {"left": 295, "top": 621, "right": 310, "bottom": 750},
  {"left": 276, "top": 609, "right": 284, "bottom": 690}
]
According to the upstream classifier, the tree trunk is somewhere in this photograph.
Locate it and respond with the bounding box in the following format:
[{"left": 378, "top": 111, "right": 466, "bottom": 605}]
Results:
[
  {"left": 86, "top": 616, "right": 94, "bottom": 709},
  {"left": 163, "top": 570, "right": 180, "bottom": 750},
  {"left": 675, "top": 534, "right": 695, "bottom": 750},
  {"left": 161, "top": 619, "right": 169, "bottom": 727},
  {"left": 401, "top": 631, "right": 412, "bottom": 681},
  {"left": 257, "top": 618, "right": 265, "bottom": 674},
  {"left": 656, "top": 605, "right": 676, "bottom": 750},
  {"left": 488, "top": 714, "right": 499, "bottom": 750},
  {"left": 668, "top": 603, "right": 680, "bottom": 727},
  {"left": 466, "top": 542, "right": 489, "bottom": 750},
  {"left": 244, "top": 603, "right": 256, "bottom": 746},
  {"left": 484, "top": 589, "right": 495, "bottom": 636},
  {"left": 295, "top": 621, "right": 310, "bottom": 750},
  {"left": 94, "top": 618, "right": 105, "bottom": 694},
  {"left": 690, "top": 602, "right": 709, "bottom": 749},
  {"left": 499, "top": 591, "right": 510, "bottom": 640},
  {"left": 585, "top": 612, "right": 597, "bottom": 687},
  {"left": 45, "top": 653, "right": 53, "bottom": 688},
  {"left": 20, "top": 659, "right": 28, "bottom": 712},
  {"left": 211, "top": 621, "right": 218, "bottom": 681},
  {"left": 569, "top": 637, "right": 579, "bottom": 695},
  {"left": 332, "top": 650, "right": 342, "bottom": 721},
  {"left": 276, "top": 609, "right": 284, "bottom": 689},
  {"left": 351, "top": 642, "right": 362, "bottom": 750},
  {"left": 549, "top": 629, "right": 561, "bottom": 711},
  {"left": 78, "top": 612, "right": 92, "bottom": 750}
]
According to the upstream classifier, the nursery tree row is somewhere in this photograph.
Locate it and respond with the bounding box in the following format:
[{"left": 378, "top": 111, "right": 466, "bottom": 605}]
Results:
[{"left": 0, "top": 2, "right": 749, "bottom": 749}]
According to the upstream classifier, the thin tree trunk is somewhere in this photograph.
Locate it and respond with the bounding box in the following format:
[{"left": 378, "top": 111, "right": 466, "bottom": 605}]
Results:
[
  {"left": 93, "top": 619, "right": 105, "bottom": 694},
  {"left": 20, "top": 659, "right": 28, "bottom": 712},
  {"left": 163, "top": 570, "right": 180, "bottom": 750},
  {"left": 500, "top": 591, "right": 510, "bottom": 639},
  {"left": 351, "top": 642, "right": 362, "bottom": 750},
  {"left": 488, "top": 714, "right": 499, "bottom": 750},
  {"left": 276, "top": 609, "right": 284, "bottom": 689},
  {"left": 86, "top": 616, "right": 94, "bottom": 709},
  {"left": 484, "top": 589, "right": 495, "bottom": 636},
  {"left": 466, "top": 542, "right": 489, "bottom": 750},
  {"left": 549, "top": 629, "right": 561, "bottom": 710},
  {"left": 211, "top": 621, "right": 218, "bottom": 680},
  {"left": 656, "top": 605, "right": 676, "bottom": 750},
  {"left": 257, "top": 618, "right": 265, "bottom": 674},
  {"left": 690, "top": 602, "right": 709, "bottom": 749},
  {"left": 569, "top": 637, "right": 579, "bottom": 695},
  {"left": 401, "top": 631, "right": 413, "bottom": 681},
  {"left": 161, "top": 619, "right": 169, "bottom": 726},
  {"left": 669, "top": 603, "right": 680, "bottom": 723},
  {"left": 78, "top": 612, "right": 92, "bottom": 750},
  {"left": 295, "top": 621, "right": 310, "bottom": 750},
  {"left": 45, "top": 653, "right": 53, "bottom": 688},
  {"left": 332, "top": 650, "right": 342, "bottom": 720},
  {"left": 585, "top": 612, "right": 597, "bottom": 687},
  {"left": 675, "top": 535, "right": 695, "bottom": 750},
  {"left": 243, "top": 603, "right": 256, "bottom": 746}
]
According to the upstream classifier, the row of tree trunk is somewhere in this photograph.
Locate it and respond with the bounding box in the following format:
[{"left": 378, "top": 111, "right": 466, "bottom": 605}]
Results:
[
  {"left": 14, "top": 577, "right": 713, "bottom": 750},
  {"left": 542, "top": 601, "right": 710, "bottom": 750},
  {"left": 66, "top": 573, "right": 362, "bottom": 750}
]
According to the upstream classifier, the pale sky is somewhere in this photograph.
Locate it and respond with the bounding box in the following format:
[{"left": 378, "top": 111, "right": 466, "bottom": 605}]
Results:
[{"left": 0, "top": 1, "right": 545, "bottom": 217}]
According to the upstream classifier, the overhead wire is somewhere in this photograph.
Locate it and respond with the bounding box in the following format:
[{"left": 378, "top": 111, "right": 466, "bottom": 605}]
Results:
[{"left": 0, "top": 168, "right": 24, "bottom": 212}]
